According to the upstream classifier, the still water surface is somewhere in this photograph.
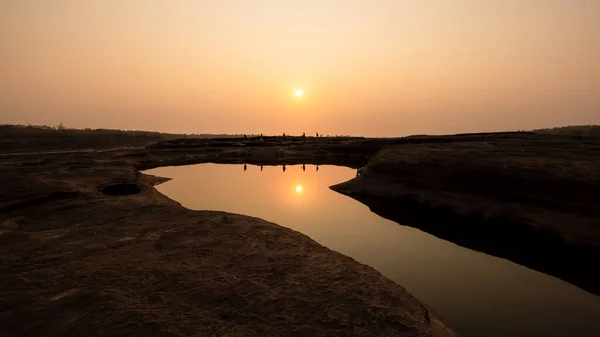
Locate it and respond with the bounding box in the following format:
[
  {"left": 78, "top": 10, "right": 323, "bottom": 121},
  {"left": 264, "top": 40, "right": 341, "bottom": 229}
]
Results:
[{"left": 146, "top": 164, "right": 600, "bottom": 337}]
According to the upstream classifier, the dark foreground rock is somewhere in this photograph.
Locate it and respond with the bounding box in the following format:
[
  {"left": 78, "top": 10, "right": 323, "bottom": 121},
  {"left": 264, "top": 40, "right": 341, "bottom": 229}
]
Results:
[
  {"left": 0, "top": 151, "right": 455, "bottom": 337},
  {"left": 331, "top": 136, "right": 600, "bottom": 296}
]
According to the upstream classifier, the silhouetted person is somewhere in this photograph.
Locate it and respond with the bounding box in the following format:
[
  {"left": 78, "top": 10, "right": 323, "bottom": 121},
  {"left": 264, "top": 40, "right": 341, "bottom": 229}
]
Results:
[
  {"left": 283, "top": 165, "right": 286, "bottom": 172},
  {"left": 302, "top": 132, "right": 306, "bottom": 140},
  {"left": 316, "top": 165, "right": 319, "bottom": 172},
  {"left": 316, "top": 132, "right": 319, "bottom": 137},
  {"left": 283, "top": 133, "right": 286, "bottom": 140},
  {"left": 244, "top": 164, "right": 247, "bottom": 171},
  {"left": 260, "top": 165, "right": 263, "bottom": 171},
  {"left": 302, "top": 164, "right": 305, "bottom": 171}
]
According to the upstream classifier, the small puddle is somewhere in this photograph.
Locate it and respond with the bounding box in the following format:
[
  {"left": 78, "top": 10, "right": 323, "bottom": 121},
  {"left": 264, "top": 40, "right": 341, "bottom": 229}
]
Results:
[{"left": 145, "top": 163, "right": 600, "bottom": 337}]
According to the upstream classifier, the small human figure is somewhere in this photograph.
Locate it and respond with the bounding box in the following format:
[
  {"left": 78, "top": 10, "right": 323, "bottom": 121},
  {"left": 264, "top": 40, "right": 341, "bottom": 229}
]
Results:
[
  {"left": 302, "top": 132, "right": 306, "bottom": 140},
  {"left": 316, "top": 165, "right": 319, "bottom": 172},
  {"left": 316, "top": 132, "right": 319, "bottom": 137},
  {"left": 244, "top": 164, "right": 247, "bottom": 171},
  {"left": 260, "top": 165, "right": 263, "bottom": 171},
  {"left": 282, "top": 165, "right": 286, "bottom": 172},
  {"left": 302, "top": 164, "right": 306, "bottom": 171},
  {"left": 283, "top": 133, "right": 286, "bottom": 140}
]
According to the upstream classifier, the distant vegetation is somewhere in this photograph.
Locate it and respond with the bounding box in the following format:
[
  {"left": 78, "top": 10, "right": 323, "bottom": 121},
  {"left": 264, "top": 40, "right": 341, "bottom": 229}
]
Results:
[
  {"left": 0, "top": 124, "right": 253, "bottom": 153},
  {"left": 0, "top": 124, "right": 254, "bottom": 138},
  {"left": 3, "top": 123, "right": 599, "bottom": 153},
  {"left": 534, "top": 125, "right": 600, "bottom": 137}
]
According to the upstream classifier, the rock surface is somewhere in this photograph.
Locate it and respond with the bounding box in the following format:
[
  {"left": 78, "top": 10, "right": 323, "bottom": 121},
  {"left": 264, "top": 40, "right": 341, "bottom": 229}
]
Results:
[
  {"left": 0, "top": 150, "right": 455, "bottom": 337},
  {"left": 4, "top": 128, "right": 600, "bottom": 335},
  {"left": 331, "top": 136, "right": 600, "bottom": 296}
]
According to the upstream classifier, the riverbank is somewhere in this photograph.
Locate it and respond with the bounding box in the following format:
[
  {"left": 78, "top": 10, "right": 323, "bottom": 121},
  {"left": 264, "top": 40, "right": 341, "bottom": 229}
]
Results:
[
  {"left": 331, "top": 134, "right": 600, "bottom": 296},
  {"left": 0, "top": 148, "right": 454, "bottom": 336}
]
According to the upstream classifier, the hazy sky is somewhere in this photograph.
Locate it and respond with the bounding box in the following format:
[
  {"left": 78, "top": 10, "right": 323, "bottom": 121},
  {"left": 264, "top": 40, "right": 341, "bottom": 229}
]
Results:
[{"left": 1, "top": 0, "right": 599, "bottom": 136}]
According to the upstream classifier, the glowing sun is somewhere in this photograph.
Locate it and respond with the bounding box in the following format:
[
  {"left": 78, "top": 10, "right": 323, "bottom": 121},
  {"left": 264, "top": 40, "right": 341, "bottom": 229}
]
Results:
[
  {"left": 295, "top": 185, "right": 303, "bottom": 192},
  {"left": 295, "top": 89, "right": 304, "bottom": 97}
]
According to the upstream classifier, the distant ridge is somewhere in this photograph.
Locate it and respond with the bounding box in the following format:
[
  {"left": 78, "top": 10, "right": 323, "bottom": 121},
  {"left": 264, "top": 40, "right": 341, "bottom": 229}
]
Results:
[{"left": 534, "top": 125, "right": 600, "bottom": 137}]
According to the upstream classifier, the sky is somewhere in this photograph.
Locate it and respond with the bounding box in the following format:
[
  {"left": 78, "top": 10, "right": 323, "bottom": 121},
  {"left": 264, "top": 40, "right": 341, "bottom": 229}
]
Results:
[{"left": 1, "top": 0, "right": 599, "bottom": 137}]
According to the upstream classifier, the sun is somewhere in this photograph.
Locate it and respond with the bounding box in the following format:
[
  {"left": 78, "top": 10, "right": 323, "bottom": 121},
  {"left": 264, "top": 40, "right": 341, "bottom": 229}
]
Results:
[
  {"left": 295, "top": 89, "right": 304, "bottom": 97},
  {"left": 295, "top": 185, "right": 303, "bottom": 192}
]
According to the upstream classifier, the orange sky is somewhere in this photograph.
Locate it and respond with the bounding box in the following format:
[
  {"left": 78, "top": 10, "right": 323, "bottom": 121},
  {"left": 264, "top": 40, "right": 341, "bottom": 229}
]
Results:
[{"left": 1, "top": 0, "right": 599, "bottom": 136}]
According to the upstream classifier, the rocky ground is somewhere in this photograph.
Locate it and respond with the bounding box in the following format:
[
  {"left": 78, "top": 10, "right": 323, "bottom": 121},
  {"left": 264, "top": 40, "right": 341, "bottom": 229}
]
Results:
[
  {"left": 331, "top": 133, "right": 600, "bottom": 296},
  {"left": 2, "top": 128, "right": 599, "bottom": 336},
  {"left": 0, "top": 144, "right": 455, "bottom": 336}
]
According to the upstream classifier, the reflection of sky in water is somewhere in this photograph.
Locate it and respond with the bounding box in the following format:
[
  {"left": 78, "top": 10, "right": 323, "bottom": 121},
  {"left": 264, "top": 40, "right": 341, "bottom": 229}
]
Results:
[{"left": 146, "top": 164, "right": 600, "bottom": 337}]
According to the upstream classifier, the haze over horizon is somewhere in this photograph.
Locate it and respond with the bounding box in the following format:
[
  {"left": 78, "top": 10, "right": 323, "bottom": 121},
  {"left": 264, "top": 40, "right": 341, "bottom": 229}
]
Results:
[{"left": 1, "top": 0, "right": 599, "bottom": 137}]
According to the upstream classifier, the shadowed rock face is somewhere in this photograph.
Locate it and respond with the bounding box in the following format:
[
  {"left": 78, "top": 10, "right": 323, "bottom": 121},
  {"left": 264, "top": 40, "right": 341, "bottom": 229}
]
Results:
[
  {"left": 332, "top": 181, "right": 600, "bottom": 297},
  {"left": 331, "top": 137, "right": 600, "bottom": 297},
  {"left": 99, "top": 183, "right": 142, "bottom": 195}
]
